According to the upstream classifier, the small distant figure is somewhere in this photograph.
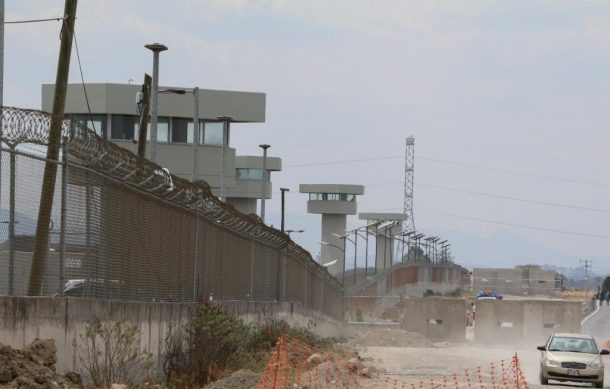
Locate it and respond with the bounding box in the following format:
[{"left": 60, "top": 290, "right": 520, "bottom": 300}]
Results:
[
  {"left": 605, "top": 291, "right": 610, "bottom": 306},
  {"left": 471, "top": 302, "right": 476, "bottom": 323},
  {"left": 356, "top": 308, "right": 363, "bottom": 322},
  {"left": 465, "top": 310, "right": 473, "bottom": 327}
]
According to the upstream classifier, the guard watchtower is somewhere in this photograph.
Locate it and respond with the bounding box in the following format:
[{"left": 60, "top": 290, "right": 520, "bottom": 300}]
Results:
[{"left": 299, "top": 184, "right": 364, "bottom": 277}]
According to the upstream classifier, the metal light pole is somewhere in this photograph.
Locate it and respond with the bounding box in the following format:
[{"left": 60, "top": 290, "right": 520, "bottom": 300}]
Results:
[
  {"left": 217, "top": 116, "right": 232, "bottom": 201},
  {"left": 320, "top": 240, "right": 346, "bottom": 286},
  {"left": 286, "top": 229, "right": 304, "bottom": 236},
  {"left": 157, "top": 87, "right": 200, "bottom": 180},
  {"left": 0, "top": 0, "right": 4, "bottom": 236},
  {"left": 144, "top": 43, "right": 167, "bottom": 163},
  {"left": 353, "top": 232, "right": 358, "bottom": 285},
  {"left": 192, "top": 87, "right": 200, "bottom": 181},
  {"left": 0, "top": 0, "right": 3, "bottom": 109},
  {"left": 280, "top": 188, "right": 289, "bottom": 233},
  {"left": 259, "top": 144, "right": 270, "bottom": 222}
]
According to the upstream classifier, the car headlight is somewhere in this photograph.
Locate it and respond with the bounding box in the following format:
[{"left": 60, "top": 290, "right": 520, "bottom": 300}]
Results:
[
  {"left": 591, "top": 360, "right": 603, "bottom": 369},
  {"left": 545, "top": 358, "right": 560, "bottom": 367}
]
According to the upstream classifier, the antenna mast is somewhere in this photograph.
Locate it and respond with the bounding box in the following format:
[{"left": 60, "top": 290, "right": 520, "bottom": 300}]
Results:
[{"left": 403, "top": 136, "right": 415, "bottom": 232}]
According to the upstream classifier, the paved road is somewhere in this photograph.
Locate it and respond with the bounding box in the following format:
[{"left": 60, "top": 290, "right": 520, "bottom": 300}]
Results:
[
  {"left": 535, "top": 302, "right": 610, "bottom": 389},
  {"left": 583, "top": 302, "right": 610, "bottom": 349},
  {"left": 357, "top": 307, "right": 610, "bottom": 389}
]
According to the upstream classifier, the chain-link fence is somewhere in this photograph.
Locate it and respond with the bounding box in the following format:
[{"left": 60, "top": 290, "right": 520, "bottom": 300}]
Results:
[{"left": 0, "top": 106, "right": 342, "bottom": 320}]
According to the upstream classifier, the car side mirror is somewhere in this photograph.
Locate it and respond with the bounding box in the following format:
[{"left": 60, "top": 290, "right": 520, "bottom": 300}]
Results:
[
  {"left": 600, "top": 349, "right": 609, "bottom": 355},
  {"left": 537, "top": 346, "right": 546, "bottom": 351}
]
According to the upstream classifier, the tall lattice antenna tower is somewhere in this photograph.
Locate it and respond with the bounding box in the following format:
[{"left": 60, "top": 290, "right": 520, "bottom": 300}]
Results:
[{"left": 403, "top": 136, "right": 415, "bottom": 232}]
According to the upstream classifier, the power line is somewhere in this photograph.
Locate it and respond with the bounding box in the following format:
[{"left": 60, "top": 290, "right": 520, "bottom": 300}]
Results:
[
  {"left": 284, "top": 155, "right": 401, "bottom": 168},
  {"left": 4, "top": 17, "right": 64, "bottom": 24},
  {"left": 72, "top": 28, "right": 96, "bottom": 134},
  {"left": 417, "top": 209, "right": 610, "bottom": 240},
  {"left": 284, "top": 154, "right": 610, "bottom": 188},
  {"left": 417, "top": 156, "right": 610, "bottom": 188},
  {"left": 417, "top": 182, "right": 610, "bottom": 214}
]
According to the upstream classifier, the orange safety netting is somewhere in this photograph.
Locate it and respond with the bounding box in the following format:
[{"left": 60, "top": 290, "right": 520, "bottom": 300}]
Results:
[{"left": 257, "top": 335, "right": 530, "bottom": 389}]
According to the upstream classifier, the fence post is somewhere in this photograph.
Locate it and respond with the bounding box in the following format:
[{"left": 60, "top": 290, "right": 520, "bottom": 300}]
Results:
[
  {"left": 7, "top": 144, "right": 15, "bottom": 296},
  {"left": 85, "top": 172, "right": 92, "bottom": 298},
  {"left": 250, "top": 227, "right": 255, "bottom": 300},
  {"left": 58, "top": 136, "right": 68, "bottom": 296},
  {"left": 276, "top": 247, "right": 284, "bottom": 301},
  {"left": 514, "top": 353, "right": 520, "bottom": 389},
  {"left": 302, "top": 265, "right": 306, "bottom": 307}
]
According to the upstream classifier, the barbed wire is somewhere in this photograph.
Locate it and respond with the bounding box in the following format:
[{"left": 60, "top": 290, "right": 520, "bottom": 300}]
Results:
[{"left": 0, "top": 106, "right": 342, "bottom": 291}]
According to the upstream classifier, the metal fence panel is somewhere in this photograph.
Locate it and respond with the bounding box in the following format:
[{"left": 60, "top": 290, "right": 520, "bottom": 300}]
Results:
[{"left": 0, "top": 107, "right": 343, "bottom": 320}]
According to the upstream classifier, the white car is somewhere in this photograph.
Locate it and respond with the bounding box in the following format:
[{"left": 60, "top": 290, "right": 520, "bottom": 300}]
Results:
[{"left": 538, "top": 332, "right": 608, "bottom": 387}]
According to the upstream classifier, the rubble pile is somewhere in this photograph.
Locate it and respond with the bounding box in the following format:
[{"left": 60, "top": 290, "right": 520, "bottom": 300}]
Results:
[
  {"left": 0, "top": 339, "right": 83, "bottom": 389},
  {"left": 352, "top": 328, "right": 432, "bottom": 347},
  {"left": 299, "top": 354, "right": 377, "bottom": 389},
  {"left": 202, "top": 369, "right": 260, "bottom": 389}
]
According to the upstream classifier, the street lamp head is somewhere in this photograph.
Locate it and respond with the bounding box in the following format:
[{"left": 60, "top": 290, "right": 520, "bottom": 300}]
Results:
[
  {"left": 159, "top": 88, "right": 186, "bottom": 95},
  {"left": 145, "top": 43, "right": 168, "bottom": 52},
  {"left": 322, "top": 259, "right": 338, "bottom": 268},
  {"left": 259, "top": 144, "right": 271, "bottom": 150}
]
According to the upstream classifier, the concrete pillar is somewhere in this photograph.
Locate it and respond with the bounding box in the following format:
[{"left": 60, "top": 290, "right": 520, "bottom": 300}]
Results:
[
  {"left": 321, "top": 214, "right": 346, "bottom": 276},
  {"left": 374, "top": 223, "right": 402, "bottom": 271}
]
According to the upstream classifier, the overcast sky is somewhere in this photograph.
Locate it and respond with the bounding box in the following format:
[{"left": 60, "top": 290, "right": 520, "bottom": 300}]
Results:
[{"left": 4, "top": 1, "right": 610, "bottom": 270}]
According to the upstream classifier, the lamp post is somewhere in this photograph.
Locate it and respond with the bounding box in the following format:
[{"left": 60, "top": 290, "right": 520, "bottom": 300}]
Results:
[
  {"left": 321, "top": 240, "right": 347, "bottom": 322},
  {"left": 441, "top": 243, "right": 451, "bottom": 262},
  {"left": 320, "top": 240, "right": 346, "bottom": 286},
  {"left": 350, "top": 228, "right": 368, "bottom": 282},
  {"left": 259, "top": 144, "right": 270, "bottom": 223},
  {"left": 217, "top": 116, "right": 232, "bottom": 201},
  {"left": 412, "top": 233, "right": 425, "bottom": 261},
  {"left": 280, "top": 188, "right": 289, "bottom": 233},
  {"left": 286, "top": 229, "right": 304, "bottom": 236},
  {"left": 397, "top": 231, "right": 415, "bottom": 263},
  {"left": 158, "top": 87, "right": 200, "bottom": 181},
  {"left": 192, "top": 87, "right": 200, "bottom": 181},
  {"left": 144, "top": 43, "right": 168, "bottom": 163}
]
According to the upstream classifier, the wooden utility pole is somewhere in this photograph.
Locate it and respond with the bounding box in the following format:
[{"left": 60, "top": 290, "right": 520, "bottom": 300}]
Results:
[
  {"left": 28, "top": 0, "right": 78, "bottom": 295},
  {"left": 137, "top": 73, "right": 152, "bottom": 159}
]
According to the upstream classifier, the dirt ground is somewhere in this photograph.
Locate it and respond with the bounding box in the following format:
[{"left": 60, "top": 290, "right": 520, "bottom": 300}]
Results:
[{"left": 357, "top": 342, "right": 603, "bottom": 389}]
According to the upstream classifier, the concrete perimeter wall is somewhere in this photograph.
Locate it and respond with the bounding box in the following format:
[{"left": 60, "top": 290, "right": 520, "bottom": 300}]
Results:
[
  {"left": 475, "top": 299, "right": 581, "bottom": 344},
  {"left": 0, "top": 297, "right": 341, "bottom": 374},
  {"left": 399, "top": 298, "right": 466, "bottom": 341}
]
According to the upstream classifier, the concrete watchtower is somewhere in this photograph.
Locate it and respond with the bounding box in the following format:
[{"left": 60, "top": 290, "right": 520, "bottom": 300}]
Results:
[{"left": 299, "top": 184, "right": 365, "bottom": 278}]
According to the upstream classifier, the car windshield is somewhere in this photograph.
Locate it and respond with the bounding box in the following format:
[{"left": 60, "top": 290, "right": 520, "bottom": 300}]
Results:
[{"left": 548, "top": 336, "right": 598, "bottom": 354}]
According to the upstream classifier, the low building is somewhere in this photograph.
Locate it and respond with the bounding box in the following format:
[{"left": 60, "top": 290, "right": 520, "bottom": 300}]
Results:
[
  {"left": 42, "top": 83, "right": 281, "bottom": 215},
  {"left": 473, "top": 266, "right": 560, "bottom": 296}
]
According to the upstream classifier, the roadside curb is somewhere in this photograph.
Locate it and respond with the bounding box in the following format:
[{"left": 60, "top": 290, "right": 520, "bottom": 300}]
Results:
[{"left": 581, "top": 300, "right": 600, "bottom": 325}]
